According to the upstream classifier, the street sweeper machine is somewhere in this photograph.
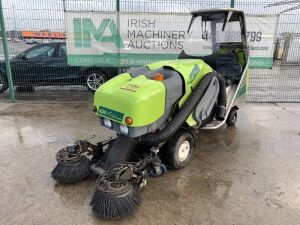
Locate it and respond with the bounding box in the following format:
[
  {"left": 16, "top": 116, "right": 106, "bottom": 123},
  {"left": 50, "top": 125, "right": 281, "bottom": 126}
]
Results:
[{"left": 52, "top": 8, "right": 250, "bottom": 219}]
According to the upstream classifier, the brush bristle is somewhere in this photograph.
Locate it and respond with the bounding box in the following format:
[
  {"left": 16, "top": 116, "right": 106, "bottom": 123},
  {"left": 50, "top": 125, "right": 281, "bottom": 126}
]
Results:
[
  {"left": 51, "top": 155, "right": 91, "bottom": 184},
  {"left": 90, "top": 183, "right": 141, "bottom": 219}
]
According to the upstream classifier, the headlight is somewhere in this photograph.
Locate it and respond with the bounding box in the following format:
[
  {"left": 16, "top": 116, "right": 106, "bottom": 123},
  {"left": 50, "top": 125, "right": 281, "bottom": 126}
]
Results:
[
  {"left": 103, "top": 118, "right": 112, "bottom": 128},
  {"left": 120, "top": 124, "right": 129, "bottom": 135}
]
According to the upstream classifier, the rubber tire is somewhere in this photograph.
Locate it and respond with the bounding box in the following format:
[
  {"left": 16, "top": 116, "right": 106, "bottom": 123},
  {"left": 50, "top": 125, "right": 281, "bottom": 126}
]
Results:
[
  {"left": 226, "top": 108, "right": 237, "bottom": 126},
  {"left": 162, "top": 130, "right": 194, "bottom": 170},
  {"left": 0, "top": 73, "right": 8, "bottom": 93},
  {"left": 86, "top": 71, "right": 106, "bottom": 92}
]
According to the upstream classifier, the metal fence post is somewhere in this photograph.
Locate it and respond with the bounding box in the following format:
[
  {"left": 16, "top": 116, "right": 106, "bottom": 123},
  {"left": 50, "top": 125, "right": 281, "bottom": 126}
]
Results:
[
  {"left": 230, "top": 0, "right": 235, "bottom": 8},
  {"left": 116, "top": 0, "right": 121, "bottom": 74},
  {"left": 0, "top": 0, "right": 15, "bottom": 102}
]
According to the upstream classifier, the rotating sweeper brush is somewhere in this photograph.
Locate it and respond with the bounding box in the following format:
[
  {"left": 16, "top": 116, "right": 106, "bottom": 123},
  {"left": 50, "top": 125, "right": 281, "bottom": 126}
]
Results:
[
  {"left": 51, "top": 136, "right": 114, "bottom": 184},
  {"left": 51, "top": 8, "right": 249, "bottom": 219}
]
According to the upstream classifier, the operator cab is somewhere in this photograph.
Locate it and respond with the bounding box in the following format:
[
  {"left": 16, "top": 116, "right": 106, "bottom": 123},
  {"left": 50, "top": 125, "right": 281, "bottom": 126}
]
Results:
[{"left": 179, "top": 8, "right": 248, "bottom": 86}]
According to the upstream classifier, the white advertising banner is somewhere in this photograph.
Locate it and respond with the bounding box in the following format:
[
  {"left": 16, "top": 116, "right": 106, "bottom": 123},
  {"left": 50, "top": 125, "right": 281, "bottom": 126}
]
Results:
[
  {"left": 66, "top": 12, "right": 278, "bottom": 68},
  {"left": 246, "top": 15, "right": 278, "bottom": 68}
]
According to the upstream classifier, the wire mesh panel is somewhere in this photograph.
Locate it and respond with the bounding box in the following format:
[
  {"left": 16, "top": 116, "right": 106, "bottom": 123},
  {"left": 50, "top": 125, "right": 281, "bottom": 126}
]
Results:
[
  {"left": 120, "top": 0, "right": 229, "bottom": 12},
  {"left": 1, "top": 0, "right": 92, "bottom": 102},
  {"left": 235, "top": 0, "right": 300, "bottom": 102},
  {"left": 0, "top": 0, "right": 299, "bottom": 102},
  {"left": 0, "top": 39, "right": 9, "bottom": 102}
]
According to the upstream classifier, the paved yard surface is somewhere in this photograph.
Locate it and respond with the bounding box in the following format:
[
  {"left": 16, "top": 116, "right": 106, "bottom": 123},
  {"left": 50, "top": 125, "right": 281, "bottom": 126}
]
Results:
[{"left": 0, "top": 103, "right": 300, "bottom": 225}]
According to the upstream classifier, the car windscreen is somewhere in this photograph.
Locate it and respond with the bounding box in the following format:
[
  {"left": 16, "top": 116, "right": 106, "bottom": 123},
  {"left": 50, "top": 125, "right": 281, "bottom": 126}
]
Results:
[{"left": 25, "top": 45, "right": 55, "bottom": 59}]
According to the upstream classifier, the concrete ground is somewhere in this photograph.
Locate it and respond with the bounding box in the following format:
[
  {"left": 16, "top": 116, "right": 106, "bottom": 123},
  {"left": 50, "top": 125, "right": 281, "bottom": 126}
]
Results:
[{"left": 0, "top": 102, "right": 300, "bottom": 225}]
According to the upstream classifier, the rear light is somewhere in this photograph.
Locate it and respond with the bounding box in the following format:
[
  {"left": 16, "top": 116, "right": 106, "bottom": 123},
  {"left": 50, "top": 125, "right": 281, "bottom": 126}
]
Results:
[
  {"left": 125, "top": 117, "right": 133, "bottom": 125},
  {"left": 103, "top": 118, "right": 112, "bottom": 128}
]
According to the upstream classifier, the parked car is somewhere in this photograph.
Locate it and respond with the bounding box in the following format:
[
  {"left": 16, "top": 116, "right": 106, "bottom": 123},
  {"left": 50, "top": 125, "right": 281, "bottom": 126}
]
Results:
[{"left": 0, "top": 42, "right": 117, "bottom": 93}]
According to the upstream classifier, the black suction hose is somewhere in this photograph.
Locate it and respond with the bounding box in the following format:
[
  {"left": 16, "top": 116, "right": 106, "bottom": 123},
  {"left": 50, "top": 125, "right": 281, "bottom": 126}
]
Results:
[
  {"left": 215, "top": 73, "right": 227, "bottom": 120},
  {"left": 139, "top": 72, "right": 215, "bottom": 146}
]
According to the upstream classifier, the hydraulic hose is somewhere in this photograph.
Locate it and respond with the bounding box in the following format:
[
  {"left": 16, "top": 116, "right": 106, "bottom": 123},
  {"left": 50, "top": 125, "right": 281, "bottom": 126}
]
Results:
[
  {"left": 139, "top": 72, "right": 215, "bottom": 146},
  {"left": 215, "top": 73, "right": 227, "bottom": 120}
]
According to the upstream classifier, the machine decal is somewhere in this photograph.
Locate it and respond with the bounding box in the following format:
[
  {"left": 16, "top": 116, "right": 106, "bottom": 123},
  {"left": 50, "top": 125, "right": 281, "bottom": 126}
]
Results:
[
  {"left": 98, "top": 106, "right": 124, "bottom": 122},
  {"left": 189, "top": 64, "right": 200, "bottom": 83},
  {"left": 121, "top": 83, "right": 142, "bottom": 92}
]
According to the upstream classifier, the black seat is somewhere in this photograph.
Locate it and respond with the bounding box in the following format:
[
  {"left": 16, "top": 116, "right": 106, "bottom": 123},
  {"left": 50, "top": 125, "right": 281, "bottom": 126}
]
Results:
[
  {"left": 178, "top": 50, "right": 242, "bottom": 86},
  {"left": 215, "top": 53, "right": 242, "bottom": 86}
]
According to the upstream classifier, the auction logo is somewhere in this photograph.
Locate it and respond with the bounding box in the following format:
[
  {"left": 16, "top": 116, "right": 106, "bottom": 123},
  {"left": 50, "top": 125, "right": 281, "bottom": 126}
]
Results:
[{"left": 73, "top": 18, "right": 124, "bottom": 48}]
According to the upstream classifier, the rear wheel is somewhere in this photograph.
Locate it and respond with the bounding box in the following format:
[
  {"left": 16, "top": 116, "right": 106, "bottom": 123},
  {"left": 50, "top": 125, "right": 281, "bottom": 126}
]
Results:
[
  {"left": 86, "top": 72, "right": 106, "bottom": 92},
  {"left": 162, "top": 130, "right": 194, "bottom": 170},
  {"left": 0, "top": 74, "right": 8, "bottom": 93},
  {"left": 226, "top": 108, "right": 237, "bottom": 126}
]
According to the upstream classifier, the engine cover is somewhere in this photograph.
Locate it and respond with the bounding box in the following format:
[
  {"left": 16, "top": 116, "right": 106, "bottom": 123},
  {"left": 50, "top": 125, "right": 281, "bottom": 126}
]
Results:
[{"left": 93, "top": 59, "right": 213, "bottom": 137}]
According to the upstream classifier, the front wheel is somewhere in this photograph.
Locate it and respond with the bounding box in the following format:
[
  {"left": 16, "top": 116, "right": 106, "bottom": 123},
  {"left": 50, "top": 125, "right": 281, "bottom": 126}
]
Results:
[
  {"left": 0, "top": 74, "right": 8, "bottom": 93},
  {"left": 162, "top": 130, "right": 194, "bottom": 170},
  {"left": 86, "top": 72, "right": 106, "bottom": 92}
]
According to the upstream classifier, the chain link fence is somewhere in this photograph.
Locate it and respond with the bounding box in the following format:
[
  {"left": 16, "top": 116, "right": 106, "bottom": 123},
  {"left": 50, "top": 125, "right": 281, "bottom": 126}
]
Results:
[{"left": 0, "top": 0, "right": 300, "bottom": 103}]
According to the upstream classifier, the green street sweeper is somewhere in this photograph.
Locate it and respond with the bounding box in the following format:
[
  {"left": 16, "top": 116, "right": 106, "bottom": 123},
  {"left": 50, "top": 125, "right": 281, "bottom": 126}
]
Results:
[{"left": 52, "top": 8, "right": 250, "bottom": 220}]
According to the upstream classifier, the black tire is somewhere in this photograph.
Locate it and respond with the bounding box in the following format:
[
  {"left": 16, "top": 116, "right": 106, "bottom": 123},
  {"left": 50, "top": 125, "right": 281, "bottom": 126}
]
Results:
[
  {"left": 162, "top": 130, "right": 194, "bottom": 170},
  {"left": 0, "top": 73, "right": 8, "bottom": 93},
  {"left": 86, "top": 71, "right": 106, "bottom": 92},
  {"left": 226, "top": 108, "right": 237, "bottom": 126}
]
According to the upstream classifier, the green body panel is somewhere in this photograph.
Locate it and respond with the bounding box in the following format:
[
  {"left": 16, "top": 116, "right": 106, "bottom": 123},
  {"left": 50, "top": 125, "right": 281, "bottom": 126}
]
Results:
[
  {"left": 94, "top": 59, "right": 213, "bottom": 128},
  {"left": 236, "top": 63, "right": 249, "bottom": 98},
  {"left": 148, "top": 59, "right": 213, "bottom": 126},
  {"left": 236, "top": 51, "right": 245, "bottom": 68},
  {"left": 94, "top": 73, "right": 166, "bottom": 127}
]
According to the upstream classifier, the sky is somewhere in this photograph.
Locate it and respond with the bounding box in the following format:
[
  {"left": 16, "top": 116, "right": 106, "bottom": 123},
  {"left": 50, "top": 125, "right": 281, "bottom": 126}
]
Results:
[{"left": 2, "top": 0, "right": 300, "bottom": 34}]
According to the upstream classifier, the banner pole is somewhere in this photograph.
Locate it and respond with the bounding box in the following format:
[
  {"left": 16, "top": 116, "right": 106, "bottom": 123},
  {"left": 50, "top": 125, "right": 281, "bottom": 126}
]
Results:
[
  {"left": 0, "top": 0, "right": 15, "bottom": 102},
  {"left": 230, "top": 0, "right": 235, "bottom": 8}
]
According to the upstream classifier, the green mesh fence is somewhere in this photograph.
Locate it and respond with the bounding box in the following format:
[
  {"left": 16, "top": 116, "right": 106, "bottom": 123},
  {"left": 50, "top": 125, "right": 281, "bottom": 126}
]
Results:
[{"left": 0, "top": 0, "right": 299, "bottom": 102}]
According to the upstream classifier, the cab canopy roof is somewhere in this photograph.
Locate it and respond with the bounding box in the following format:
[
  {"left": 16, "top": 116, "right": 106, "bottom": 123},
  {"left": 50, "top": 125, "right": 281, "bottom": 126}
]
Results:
[{"left": 191, "top": 8, "right": 245, "bottom": 22}]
